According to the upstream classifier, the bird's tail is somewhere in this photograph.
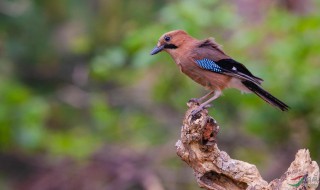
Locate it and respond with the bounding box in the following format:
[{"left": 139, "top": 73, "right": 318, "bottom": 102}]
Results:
[{"left": 242, "top": 81, "right": 289, "bottom": 111}]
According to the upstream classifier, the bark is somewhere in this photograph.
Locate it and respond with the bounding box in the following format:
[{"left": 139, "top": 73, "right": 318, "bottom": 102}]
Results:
[{"left": 175, "top": 101, "right": 319, "bottom": 190}]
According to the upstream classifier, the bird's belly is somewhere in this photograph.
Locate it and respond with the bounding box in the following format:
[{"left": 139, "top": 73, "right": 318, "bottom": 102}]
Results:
[{"left": 182, "top": 68, "right": 231, "bottom": 91}]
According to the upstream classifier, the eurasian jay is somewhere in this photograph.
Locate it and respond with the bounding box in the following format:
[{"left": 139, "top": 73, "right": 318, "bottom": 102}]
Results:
[{"left": 150, "top": 30, "right": 289, "bottom": 114}]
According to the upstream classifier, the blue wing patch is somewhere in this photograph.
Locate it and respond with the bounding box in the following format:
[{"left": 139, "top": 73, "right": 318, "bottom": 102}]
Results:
[{"left": 195, "top": 58, "right": 222, "bottom": 73}]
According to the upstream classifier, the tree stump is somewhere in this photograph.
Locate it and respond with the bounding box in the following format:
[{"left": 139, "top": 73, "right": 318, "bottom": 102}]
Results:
[{"left": 175, "top": 101, "right": 319, "bottom": 190}]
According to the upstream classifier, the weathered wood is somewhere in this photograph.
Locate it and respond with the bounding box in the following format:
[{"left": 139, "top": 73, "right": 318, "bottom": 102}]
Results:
[{"left": 175, "top": 101, "right": 319, "bottom": 190}]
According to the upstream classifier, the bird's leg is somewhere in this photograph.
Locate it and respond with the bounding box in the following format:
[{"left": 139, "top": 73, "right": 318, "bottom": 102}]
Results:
[
  {"left": 191, "top": 90, "right": 222, "bottom": 116},
  {"left": 198, "top": 90, "right": 216, "bottom": 103},
  {"left": 189, "top": 90, "right": 215, "bottom": 104}
]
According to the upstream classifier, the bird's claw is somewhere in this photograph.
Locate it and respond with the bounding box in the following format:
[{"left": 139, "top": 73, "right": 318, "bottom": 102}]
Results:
[
  {"left": 188, "top": 98, "right": 200, "bottom": 105},
  {"left": 191, "top": 108, "right": 202, "bottom": 117},
  {"left": 190, "top": 104, "right": 212, "bottom": 118}
]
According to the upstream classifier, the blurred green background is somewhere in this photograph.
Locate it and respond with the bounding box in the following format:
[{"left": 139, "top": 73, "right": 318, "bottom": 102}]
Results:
[{"left": 0, "top": 0, "right": 320, "bottom": 189}]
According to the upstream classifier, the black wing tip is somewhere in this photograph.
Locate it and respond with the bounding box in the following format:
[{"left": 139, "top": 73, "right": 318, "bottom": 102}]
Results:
[{"left": 216, "top": 59, "right": 263, "bottom": 84}]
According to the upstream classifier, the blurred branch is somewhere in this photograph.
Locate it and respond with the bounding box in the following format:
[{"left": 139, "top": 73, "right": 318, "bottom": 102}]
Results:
[{"left": 176, "top": 101, "right": 319, "bottom": 190}]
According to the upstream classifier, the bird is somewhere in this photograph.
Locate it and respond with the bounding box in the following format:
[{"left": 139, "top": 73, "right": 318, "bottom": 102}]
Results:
[{"left": 150, "top": 30, "right": 289, "bottom": 115}]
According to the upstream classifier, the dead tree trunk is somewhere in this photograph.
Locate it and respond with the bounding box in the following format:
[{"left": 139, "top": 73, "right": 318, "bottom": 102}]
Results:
[{"left": 175, "top": 101, "right": 319, "bottom": 190}]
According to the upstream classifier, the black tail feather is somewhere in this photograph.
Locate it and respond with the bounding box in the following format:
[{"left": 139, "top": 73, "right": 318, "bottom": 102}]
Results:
[{"left": 242, "top": 81, "right": 289, "bottom": 111}]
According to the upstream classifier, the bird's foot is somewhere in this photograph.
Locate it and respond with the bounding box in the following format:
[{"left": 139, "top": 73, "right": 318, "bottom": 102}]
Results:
[
  {"left": 190, "top": 104, "right": 211, "bottom": 117},
  {"left": 188, "top": 98, "right": 201, "bottom": 105}
]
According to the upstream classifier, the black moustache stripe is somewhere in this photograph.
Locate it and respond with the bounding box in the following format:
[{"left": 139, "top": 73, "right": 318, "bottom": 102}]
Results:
[{"left": 164, "top": 44, "right": 178, "bottom": 49}]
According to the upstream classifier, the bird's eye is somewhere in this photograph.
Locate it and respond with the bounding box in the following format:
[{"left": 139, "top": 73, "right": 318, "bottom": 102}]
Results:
[{"left": 164, "top": 36, "right": 171, "bottom": 42}]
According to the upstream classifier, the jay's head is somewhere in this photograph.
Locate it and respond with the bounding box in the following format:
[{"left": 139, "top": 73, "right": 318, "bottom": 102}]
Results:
[{"left": 150, "top": 30, "right": 192, "bottom": 55}]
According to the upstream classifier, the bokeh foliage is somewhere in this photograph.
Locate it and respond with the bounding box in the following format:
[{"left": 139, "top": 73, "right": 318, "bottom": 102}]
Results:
[{"left": 0, "top": 0, "right": 320, "bottom": 189}]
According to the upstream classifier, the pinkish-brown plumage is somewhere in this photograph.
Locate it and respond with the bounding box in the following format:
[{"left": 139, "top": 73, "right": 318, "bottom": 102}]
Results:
[{"left": 150, "top": 30, "right": 289, "bottom": 113}]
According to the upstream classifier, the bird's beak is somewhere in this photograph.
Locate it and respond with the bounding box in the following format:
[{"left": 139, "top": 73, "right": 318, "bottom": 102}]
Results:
[{"left": 150, "top": 45, "right": 164, "bottom": 55}]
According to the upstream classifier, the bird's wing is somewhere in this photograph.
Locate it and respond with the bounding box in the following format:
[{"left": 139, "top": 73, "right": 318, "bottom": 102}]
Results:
[
  {"left": 192, "top": 57, "right": 263, "bottom": 85},
  {"left": 192, "top": 38, "right": 263, "bottom": 85}
]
